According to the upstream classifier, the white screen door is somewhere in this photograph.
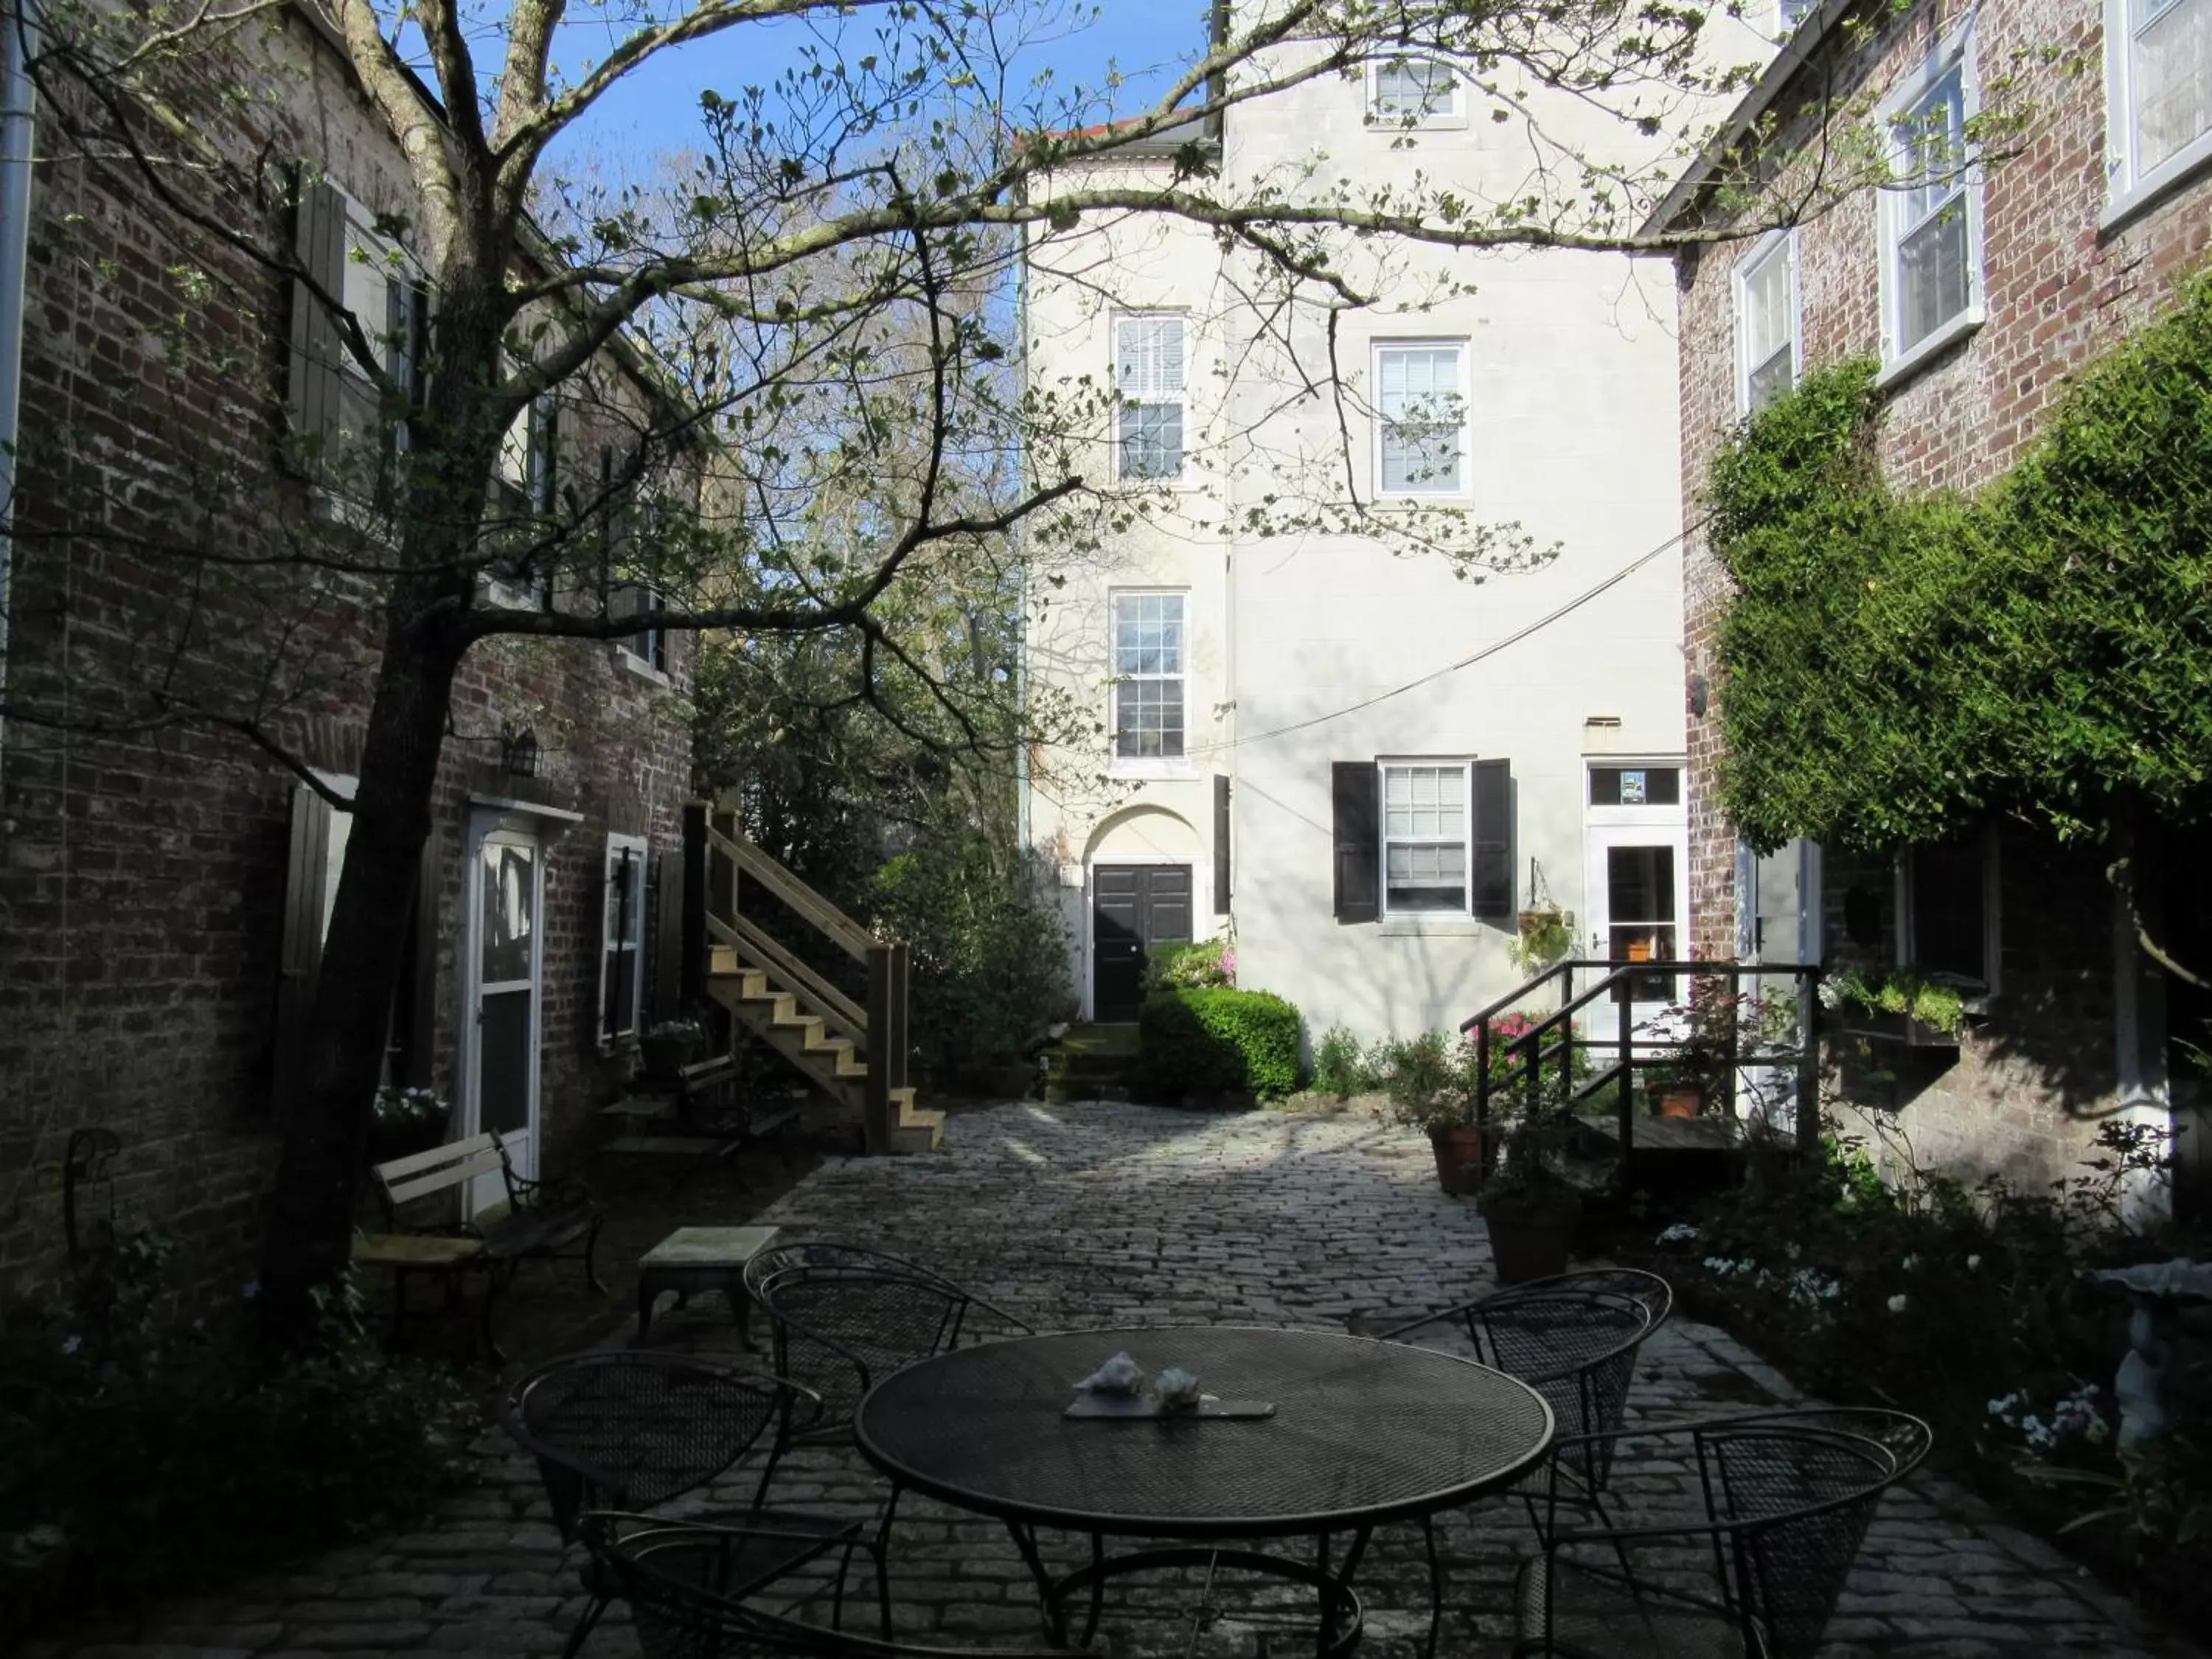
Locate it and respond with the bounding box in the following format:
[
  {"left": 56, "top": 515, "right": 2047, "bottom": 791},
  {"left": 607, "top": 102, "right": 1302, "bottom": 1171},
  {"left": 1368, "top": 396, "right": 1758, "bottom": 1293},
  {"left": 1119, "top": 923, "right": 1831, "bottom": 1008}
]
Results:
[
  {"left": 463, "top": 819, "right": 542, "bottom": 1214},
  {"left": 1584, "top": 762, "right": 1690, "bottom": 1043}
]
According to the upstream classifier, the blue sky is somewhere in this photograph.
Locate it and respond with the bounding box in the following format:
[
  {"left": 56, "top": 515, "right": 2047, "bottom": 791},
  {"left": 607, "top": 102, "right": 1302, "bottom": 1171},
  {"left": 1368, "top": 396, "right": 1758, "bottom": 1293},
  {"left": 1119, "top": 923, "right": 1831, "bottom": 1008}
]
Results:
[{"left": 546, "top": 0, "right": 1214, "bottom": 176}]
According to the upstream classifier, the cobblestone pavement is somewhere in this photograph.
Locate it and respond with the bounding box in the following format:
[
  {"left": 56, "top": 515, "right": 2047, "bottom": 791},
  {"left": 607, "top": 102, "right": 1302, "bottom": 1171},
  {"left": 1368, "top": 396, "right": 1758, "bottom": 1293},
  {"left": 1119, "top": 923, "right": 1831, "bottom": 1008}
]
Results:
[{"left": 38, "top": 1102, "right": 2199, "bottom": 1659}]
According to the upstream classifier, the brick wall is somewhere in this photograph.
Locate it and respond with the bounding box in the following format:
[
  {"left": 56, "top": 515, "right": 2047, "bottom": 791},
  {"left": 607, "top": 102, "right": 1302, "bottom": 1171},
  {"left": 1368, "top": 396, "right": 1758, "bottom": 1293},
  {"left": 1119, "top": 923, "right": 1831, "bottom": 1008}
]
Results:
[
  {"left": 1673, "top": 0, "right": 2212, "bottom": 1187},
  {"left": 0, "top": 16, "right": 694, "bottom": 1307}
]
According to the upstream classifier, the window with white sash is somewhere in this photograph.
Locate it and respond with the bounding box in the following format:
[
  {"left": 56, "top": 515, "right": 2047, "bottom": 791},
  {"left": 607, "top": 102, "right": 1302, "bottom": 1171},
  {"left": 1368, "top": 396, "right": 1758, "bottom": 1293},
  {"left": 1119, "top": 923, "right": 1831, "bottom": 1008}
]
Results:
[
  {"left": 1115, "top": 313, "right": 1186, "bottom": 481},
  {"left": 2107, "top": 0, "right": 2212, "bottom": 215},
  {"left": 1879, "top": 29, "right": 1982, "bottom": 368},
  {"left": 1368, "top": 57, "right": 1462, "bottom": 124},
  {"left": 1373, "top": 341, "right": 1469, "bottom": 497},
  {"left": 1111, "top": 591, "right": 1186, "bottom": 759},
  {"left": 1381, "top": 762, "right": 1469, "bottom": 914},
  {"left": 1735, "top": 232, "right": 1798, "bottom": 413},
  {"left": 601, "top": 835, "right": 648, "bottom": 1043}
]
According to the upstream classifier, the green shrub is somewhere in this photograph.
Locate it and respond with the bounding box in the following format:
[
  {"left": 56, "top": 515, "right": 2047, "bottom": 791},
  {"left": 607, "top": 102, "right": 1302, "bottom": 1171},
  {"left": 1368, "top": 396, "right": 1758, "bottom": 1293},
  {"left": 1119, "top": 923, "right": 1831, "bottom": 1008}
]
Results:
[
  {"left": 1310, "top": 1025, "right": 1374, "bottom": 1098},
  {"left": 872, "top": 835, "right": 1073, "bottom": 1082},
  {"left": 1140, "top": 987, "right": 1302, "bottom": 1099},
  {"left": 0, "top": 1234, "right": 479, "bottom": 1624},
  {"left": 1144, "top": 939, "right": 1236, "bottom": 992}
]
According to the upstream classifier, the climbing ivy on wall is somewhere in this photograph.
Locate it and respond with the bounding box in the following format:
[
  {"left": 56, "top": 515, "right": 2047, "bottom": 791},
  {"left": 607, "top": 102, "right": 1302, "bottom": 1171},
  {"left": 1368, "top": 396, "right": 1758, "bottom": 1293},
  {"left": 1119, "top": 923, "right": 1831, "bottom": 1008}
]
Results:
[{"left": 1708, "top": 268, "right": 2212, "bottom": 856}]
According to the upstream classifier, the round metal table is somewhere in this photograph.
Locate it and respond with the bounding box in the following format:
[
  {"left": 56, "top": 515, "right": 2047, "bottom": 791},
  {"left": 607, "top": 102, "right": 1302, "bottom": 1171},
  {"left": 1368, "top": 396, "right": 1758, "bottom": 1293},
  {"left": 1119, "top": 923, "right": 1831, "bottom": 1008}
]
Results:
[{"left": 854, "top": 1326, "right": 1555, "bottom": 1655}]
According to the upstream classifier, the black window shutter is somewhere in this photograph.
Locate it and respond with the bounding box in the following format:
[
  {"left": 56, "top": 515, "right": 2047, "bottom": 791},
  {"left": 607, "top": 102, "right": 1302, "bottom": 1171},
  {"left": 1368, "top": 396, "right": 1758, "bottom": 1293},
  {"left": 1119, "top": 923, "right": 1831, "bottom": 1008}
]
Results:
[
  {"left": 1213, "top": 774, "right": 1231, "bottom": 915},
  {"left": 271, "top": 782, "right": 333, "bottom": 1116},
  {"left": 1332, "top": 762, "right": 1380, "bottom": 924},
  {"left": 650, "top": 847, "right": 686, "bottom": 1023},
  {"left": 394, "top": 825, "right": 441, "bottom": 1088},
  {"left": 284, "top": 171, "right": 346, "bottom": 474},
  {"left": 1472, "top": 757, "right": 1513, "bottom": 921}
]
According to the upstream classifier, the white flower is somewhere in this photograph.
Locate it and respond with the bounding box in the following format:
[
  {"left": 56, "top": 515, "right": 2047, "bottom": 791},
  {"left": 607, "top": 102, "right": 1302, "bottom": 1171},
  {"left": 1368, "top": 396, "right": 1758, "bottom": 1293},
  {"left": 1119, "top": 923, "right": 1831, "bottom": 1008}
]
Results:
[
  {"left": 1901, "top": 1255, "right": 1919, "bottom": 1272},
  {"left": 1887, "top": 1293, "right": 1909, "bottom": 1313},
  {"left": 1657, "top": 1222, "right": 1701, "bottom": 1245},
  {"left": 60, "top": 1335, "right": 82, "bottom": 1357},
  {"left": 1966, "top": 1254, "right": 1981, "bottom": 1270},
  {"left": 242, "top": 1279, "right": 260, "bottom": 1301}
]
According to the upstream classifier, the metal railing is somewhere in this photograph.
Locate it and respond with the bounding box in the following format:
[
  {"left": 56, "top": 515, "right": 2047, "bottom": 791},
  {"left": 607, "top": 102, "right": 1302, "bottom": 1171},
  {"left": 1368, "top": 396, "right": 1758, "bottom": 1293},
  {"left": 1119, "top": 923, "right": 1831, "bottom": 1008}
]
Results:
[{"left": 1461, "top": 959, "right": 1823, "bottom": 1166}]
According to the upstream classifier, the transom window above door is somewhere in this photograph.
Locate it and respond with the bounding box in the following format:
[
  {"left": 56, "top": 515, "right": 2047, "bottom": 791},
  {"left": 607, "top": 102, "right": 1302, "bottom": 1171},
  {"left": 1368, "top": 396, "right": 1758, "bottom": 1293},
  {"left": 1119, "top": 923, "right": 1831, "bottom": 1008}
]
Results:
[
  {"left": 1382, "top": 762, "right": 1468, "bottom": 912},
  {"left": 1588, "top": 765, "right": 1682, "bottom": 807},
  {"left": 1111, "top": 591, "right": 1186, "bottom": 759}
]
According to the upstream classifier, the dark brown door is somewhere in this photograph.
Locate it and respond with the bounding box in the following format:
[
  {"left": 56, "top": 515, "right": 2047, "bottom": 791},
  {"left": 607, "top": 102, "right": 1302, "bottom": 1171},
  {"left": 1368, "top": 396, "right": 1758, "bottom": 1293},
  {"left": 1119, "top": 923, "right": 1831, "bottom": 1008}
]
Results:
[{"left": 1093, "top": 865, "right": 1192, "bottom": 1022}]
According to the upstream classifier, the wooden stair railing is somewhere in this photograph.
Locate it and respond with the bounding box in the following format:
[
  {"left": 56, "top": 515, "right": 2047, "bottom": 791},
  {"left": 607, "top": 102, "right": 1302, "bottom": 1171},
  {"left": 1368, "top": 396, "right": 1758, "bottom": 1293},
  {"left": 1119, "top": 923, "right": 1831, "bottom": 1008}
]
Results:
[{"left": 682, "top": 801, "right": 938, "bottom": 1154}]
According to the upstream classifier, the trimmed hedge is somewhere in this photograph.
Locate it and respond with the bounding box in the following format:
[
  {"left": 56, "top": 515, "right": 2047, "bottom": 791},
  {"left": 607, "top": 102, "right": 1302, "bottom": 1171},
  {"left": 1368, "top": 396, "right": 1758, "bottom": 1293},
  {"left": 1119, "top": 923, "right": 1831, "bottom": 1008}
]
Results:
[{"left": 1139, "top": 987, "right": 1302, "bottom": 1099}]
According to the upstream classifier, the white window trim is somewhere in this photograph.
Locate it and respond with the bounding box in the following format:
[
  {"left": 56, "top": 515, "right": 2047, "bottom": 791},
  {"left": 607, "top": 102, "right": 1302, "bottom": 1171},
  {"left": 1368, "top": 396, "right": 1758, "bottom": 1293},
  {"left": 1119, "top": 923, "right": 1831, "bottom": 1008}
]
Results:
[
  {"left": 613, "top": 586, "right": 672, "bottom": 683},
  {"left": 1107, "top": 588, "right": 1190, "bottom": 773},
  {"left": 599, "top": 833, "right": 649, "bottom": 1048},
  {"left": 1365, "top": 56, "right": 1468, "bottom": 128},
  {"left": 1371, "top": 338, "right": 1473, "bottom": 502},
  {"left": 2101, "top": 0, "right": 2212, "bottom": 232},
  {"left": 1874, "top": 21, "right": 1986, "bottom": 387},
  {"left": 1377, "top": 757, "right": 1472, "bottom": 919},
  {"left": 1775, "top": 0, "right": 1820, "bottom": 34},
  {"left": 1893, "top": 826, "right": 2002, "bottom": 997},
  {"left": 1112, "top": 310, "right": 1189, "bottom": 485},
  {"left": 1733, "top": 230, "right": 1801, "bottom": 415}
]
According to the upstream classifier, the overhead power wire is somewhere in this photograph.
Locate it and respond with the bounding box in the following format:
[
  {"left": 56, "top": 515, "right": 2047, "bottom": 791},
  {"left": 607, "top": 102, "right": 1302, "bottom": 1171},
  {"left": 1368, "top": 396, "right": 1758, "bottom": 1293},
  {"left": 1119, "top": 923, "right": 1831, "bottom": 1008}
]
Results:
[{"left": 1188, "top": 512, "right": 1710, "bottom": 757}]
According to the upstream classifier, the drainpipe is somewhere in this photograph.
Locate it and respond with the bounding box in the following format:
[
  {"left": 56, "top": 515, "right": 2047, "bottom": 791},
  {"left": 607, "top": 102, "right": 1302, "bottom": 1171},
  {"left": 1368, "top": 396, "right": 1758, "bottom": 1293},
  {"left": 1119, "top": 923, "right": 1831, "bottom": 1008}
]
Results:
[
  {"left": 1011, "top": 220, "right": 1032, "bottom": 866},
  {"left": 0, "top": 1, "right": 38, "bottom": 779}
]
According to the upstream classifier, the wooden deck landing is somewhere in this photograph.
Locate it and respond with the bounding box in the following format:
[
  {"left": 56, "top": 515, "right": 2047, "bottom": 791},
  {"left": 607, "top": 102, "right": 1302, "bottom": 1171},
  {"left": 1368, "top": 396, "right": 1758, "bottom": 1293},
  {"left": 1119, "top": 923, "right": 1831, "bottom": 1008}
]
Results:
[{"left": 1575, "top": 1113, "right": 1752, "bottom": 1152}]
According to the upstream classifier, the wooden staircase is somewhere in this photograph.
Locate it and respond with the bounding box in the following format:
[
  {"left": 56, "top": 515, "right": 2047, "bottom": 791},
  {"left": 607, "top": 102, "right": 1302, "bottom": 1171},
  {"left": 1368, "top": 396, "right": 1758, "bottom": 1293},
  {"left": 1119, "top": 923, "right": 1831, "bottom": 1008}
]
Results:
[{"left": 684, "top": 802, "right": 942, "bottom": 1154}]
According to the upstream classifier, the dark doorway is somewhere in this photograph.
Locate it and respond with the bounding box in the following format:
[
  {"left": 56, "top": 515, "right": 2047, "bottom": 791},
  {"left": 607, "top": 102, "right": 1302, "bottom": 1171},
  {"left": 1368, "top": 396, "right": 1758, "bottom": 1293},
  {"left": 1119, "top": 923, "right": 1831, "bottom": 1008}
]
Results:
[{"left": 1093, "top": 864, "right": 1192, "bottom": 1023}]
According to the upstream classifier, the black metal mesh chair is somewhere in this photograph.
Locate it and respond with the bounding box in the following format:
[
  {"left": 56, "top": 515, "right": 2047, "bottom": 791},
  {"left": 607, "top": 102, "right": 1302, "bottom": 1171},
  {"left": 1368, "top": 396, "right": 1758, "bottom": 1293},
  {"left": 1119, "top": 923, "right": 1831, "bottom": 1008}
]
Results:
[
  {"left": 1383, "top": 1268, "right": 1673, "bottom": 1522},
  {"left": 1512, "top": 1408, "right": 1933, "bottom": 1659},
  {"left": 501, "top": 1352, "right": 886, "bottom": 1658},
  {"left": 584, "top": 1513, "right": 1085, "bottom": 1659}
]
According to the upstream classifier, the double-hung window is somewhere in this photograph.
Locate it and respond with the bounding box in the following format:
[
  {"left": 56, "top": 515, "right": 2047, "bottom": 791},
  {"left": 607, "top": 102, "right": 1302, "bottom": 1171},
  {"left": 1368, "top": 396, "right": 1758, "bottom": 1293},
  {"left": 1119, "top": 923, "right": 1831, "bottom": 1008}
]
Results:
[
  {"left": 1368, "top": 57, "right": 1462, "bottom": 125},
  {"left": 1880, "top": 31, "right": 1981, "bottom": 368},
  {"left": 1374, "top": 341, "right": 1469, "bottom": 497},
  {"left": 1111, "top": 591, "right": 1185, "bottom": 760},
  {"left": 487, "top": 389, "right": 557, "bottom": 608},
  {"left": 1115, "top": 313, "right": 1186, "bottom": 481},
  {"left": 1776, "top": 0, "right": 1819, "bottom": 32},
  {"left": 601, "top": 835, "right": 647, "bottom": 1044},
  {"left": 2107, "top": 0, "right": 2212, "bottom": 215},
  {"left": 333, "top": 198, "right": 425, "bottom": 510},
  {"left": 1735, "top": 232, "right": 1799, "bottom": 413},
  {"left": 1382, "top": 762, "right": 1467, "bottom": 914}
]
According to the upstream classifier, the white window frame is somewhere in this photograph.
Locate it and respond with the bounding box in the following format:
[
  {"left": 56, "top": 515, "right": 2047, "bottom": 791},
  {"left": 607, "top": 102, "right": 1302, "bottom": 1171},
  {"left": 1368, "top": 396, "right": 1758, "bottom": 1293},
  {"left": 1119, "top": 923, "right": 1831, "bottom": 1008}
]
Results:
[
  {"left": 1366, "top": 56, "right": 1467, "bottom": 128},
  {"left": 1371, "top": 338, "right": 1472, "bottom": 501},
  {"left": 599, "top": 833, "right": 649, "bottom": 1047},
  {"left": 2103, "top": 0, "right": 2212, "bottom": 229},
  {"left": 1379, "top": 759, "right": 1471, "bottom": 918},
  {"left": 1775, "top": 0, "right": 1820, "bottom": 34},
  {"left": 1894, "top": 826, "right": 2002, "bottom": 996},
  {"left": 1733, "top": 230, "right": 1801, "bottom": 414},
  {"left": 613, "top": 585, "right": 669, "bottom": 680},
  {"left": 487, "top": 384, "right": 557, "bottom": 610},
  {"left": 1113, "top": 311, "right": 1188, "bottom": 484},
  {"left": 1875, "top": 21, "right": 1985, "bottom": 386},
  {"left": 1108, "top": 588, "right": 1189, "bottom": 770}
]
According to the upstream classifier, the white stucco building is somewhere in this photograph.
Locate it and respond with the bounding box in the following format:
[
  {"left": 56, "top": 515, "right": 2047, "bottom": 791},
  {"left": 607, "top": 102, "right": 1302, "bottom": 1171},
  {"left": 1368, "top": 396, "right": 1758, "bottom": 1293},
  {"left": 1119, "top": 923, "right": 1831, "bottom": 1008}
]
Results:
[{"left": 1018, "top": 27, "right": 1701, "bottom": 1042}]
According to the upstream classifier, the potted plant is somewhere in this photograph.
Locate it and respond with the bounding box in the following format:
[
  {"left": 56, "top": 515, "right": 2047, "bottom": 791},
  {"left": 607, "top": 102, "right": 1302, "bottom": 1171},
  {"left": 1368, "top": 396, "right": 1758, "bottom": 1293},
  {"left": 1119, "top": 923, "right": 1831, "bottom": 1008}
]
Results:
[
  {"left": 1478, "top": 1091, "right": 1582, "bottom": 1284},
  {"left": 639, "top": 1016, "right": 706, "bottom": 1081},
  {"left": 1510, "top": 908, "right": 1576, "bottom": 978},
  {"left": 1382, "top": 1031, "right": 1495, "bottom": 1194},
  {"left": 368, "top": 1084, "right": 450, "bottom": 1162}
]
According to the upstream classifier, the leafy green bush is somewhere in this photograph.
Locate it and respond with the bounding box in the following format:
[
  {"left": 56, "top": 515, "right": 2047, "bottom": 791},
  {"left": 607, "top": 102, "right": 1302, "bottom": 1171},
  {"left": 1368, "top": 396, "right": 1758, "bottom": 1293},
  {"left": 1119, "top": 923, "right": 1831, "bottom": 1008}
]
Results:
[
  {"left": 1310, "top": 1025, "right": 1377, "bottom": 1098},
  {"left": 1140, "top": 987, "right": 1302, "bottom": 1099},
  {"left": 0, "top": 1234, "right": 479, "bottom": 1624},
  {"left": 872, "top": 835, "right": 1073, "bottom": 1082},
  {"left": 1144, "top": 939, "right": 1236, "bottom": 992}
]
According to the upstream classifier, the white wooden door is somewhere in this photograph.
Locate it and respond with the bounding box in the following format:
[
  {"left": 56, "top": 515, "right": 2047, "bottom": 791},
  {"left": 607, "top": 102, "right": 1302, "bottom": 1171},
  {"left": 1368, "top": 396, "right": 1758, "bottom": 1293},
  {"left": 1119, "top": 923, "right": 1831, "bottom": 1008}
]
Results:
[
  {"left": 462, "top": 819, "right": 542, "bottom": 1214},
  {"left": 1585, "top": 821, "right": 1690, "bottom": 1040}
]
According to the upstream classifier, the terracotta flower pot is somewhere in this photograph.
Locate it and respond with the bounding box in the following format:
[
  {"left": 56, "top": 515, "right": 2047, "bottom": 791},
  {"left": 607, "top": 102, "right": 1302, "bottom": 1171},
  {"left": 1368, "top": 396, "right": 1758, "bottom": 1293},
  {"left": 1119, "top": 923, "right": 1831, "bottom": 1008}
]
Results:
[
  {"left": 1658, "top": 1088, "right": 1703, "bottom": 1120},
  {"left": 1428, "top": 1125, "right": 1495, "bottom": 1194},
  {"left": 1480, "top": 1189, "right": 1582, "bottom": 1284}
]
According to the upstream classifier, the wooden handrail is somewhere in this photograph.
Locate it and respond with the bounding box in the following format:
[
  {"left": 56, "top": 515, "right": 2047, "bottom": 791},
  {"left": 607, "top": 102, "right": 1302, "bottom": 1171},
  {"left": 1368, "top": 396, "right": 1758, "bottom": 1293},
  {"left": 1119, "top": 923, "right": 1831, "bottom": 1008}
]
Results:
[
  {"left": 707, "top": 825, "right": 874, "bottom": 962},
  {"left": 709, "top": 911, "right": 869, "bottom": 1035}
]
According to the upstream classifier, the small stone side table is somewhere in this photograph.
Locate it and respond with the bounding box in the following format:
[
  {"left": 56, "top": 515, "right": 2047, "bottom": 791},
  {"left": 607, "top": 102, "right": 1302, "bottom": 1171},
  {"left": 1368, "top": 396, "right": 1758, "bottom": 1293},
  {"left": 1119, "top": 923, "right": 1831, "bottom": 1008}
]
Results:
[{"left": 634, "top": 1224, "right": 781, "bottom": 1349}]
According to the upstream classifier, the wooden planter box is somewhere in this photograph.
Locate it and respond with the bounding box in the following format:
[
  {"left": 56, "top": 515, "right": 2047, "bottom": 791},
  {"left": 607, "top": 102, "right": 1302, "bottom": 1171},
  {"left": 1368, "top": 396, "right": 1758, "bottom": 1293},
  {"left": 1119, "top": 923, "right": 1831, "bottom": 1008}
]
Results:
[{"left": 1837, "top": 1010, "right": 1960, "bottom": 1050}]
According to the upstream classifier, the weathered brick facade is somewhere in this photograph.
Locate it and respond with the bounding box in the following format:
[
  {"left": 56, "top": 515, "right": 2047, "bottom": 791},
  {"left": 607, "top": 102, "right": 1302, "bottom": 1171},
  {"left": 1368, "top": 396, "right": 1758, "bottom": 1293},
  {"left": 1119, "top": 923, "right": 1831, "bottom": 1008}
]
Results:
[
  {"left": 1665, "top": 0, "right": 2212, "bottom": 1192},
  {"left": 0, "top": 10, "right": 694, "bottom": 1305}
]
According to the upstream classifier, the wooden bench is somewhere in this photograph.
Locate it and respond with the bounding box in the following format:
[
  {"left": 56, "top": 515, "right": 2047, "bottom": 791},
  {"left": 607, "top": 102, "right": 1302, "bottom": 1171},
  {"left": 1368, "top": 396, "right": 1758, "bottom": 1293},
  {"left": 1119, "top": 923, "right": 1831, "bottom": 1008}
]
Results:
[
  {"left": 602, "top": 1057, "right": 807, "bottom": 1180},
  {"left": 363, "top": 1131, "right": 605, "bottom": 1363}
]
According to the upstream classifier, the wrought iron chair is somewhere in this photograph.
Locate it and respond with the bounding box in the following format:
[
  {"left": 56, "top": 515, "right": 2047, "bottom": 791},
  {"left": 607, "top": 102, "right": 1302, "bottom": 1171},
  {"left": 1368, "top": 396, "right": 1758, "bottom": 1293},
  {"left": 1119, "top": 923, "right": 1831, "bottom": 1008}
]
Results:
[
  {"left": 1382, "top": 1268, "right": 1674, "bottom": 1526},
  {"left": 582, "top": 1513, "right": 1084, "bottom": 1659},
  {"left": 500, "top": 1351, "right": 888, "bottom": 1658},
  {"left": 1512, "top": 1408, "right": 1933, "bottom": 1659},
  {"left": 743, "top": 1241, "right": 1036, "bottom": 1565}
]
